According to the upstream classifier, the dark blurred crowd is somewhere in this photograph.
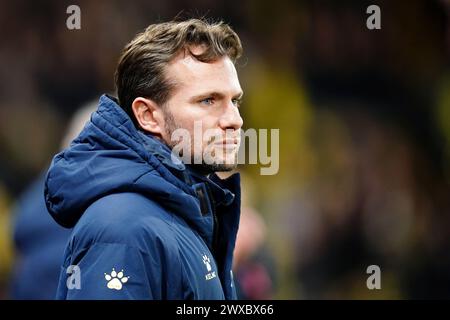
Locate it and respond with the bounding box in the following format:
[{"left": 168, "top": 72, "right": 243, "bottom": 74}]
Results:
[{"left": 1, "top": 0, "right": 450, "bottom": 299}]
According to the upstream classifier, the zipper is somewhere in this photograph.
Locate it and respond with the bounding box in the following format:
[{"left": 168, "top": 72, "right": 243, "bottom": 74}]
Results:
[{"left": 205, "top": 183, "right": 220, "bottom": 262}]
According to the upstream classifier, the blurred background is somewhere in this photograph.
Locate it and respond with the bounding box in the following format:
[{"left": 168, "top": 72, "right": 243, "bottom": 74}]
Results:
[{"left": 1, "top": 0, "right": 450, "bottom": 299}]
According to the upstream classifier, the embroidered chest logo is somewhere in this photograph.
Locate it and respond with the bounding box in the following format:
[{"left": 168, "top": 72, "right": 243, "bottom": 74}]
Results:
[
  {"left": 202, "top": 255, "right": 217, "bottom": 281},
  {"left": 104, "top": 268, "right": 130, "bottom": 290}
]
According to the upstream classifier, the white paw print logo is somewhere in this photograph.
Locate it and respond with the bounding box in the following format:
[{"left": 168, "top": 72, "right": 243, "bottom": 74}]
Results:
[
  {"left": 104, "top": 268, "right": 130, "bottom": 290},
  {"left": 202, "top": 255, "right": 212, "bottom": 272}
]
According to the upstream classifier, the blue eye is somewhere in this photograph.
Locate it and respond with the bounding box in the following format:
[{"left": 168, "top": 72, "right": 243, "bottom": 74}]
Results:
[
  {"left": 232, "top": 99, "right": 242, "bottom": 107},
  {"left": 201, "top": 98, "right": 214, "bottom": 105}
]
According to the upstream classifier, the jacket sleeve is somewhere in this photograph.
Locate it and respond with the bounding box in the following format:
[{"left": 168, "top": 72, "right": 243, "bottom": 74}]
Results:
[{"left": 61, "top": 242, "right": 169, "bottom": 300}]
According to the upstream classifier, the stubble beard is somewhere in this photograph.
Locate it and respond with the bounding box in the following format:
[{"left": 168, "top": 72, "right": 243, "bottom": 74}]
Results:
[{"left": 163, "top": 110, "right": 238, "bottom": 174}]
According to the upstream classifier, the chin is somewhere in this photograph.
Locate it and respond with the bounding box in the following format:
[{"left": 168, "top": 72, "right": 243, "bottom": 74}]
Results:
[{"left": 194, "top": 162, "right": 238, "bottom": 174}]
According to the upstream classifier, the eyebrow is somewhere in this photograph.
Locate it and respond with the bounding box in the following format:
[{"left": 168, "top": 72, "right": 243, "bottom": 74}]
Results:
[{"left": 190, "top": 91, "right": 244, "bottom": 102}]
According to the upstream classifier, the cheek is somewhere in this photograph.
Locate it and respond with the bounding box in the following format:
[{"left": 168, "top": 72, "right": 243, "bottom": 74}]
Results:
[{"left": 166, "top": 101, "right": 220, "bottom": 143}]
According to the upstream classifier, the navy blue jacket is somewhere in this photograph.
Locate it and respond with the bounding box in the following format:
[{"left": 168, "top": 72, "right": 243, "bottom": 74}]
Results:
[{"left": 44, "top": 95, "right": 241, "bottom": 300}]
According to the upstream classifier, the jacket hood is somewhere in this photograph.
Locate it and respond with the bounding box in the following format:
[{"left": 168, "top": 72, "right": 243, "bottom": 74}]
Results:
[{"left": 44, "top": 95, "right": 238, "bottom": 241}]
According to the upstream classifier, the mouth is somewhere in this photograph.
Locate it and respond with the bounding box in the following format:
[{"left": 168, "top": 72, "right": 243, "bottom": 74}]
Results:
[{"left": 214, "top": 139, "right": 240, "bottom": 148}]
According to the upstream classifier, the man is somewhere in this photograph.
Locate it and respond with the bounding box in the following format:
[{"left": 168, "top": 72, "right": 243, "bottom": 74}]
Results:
[{"left": 45, "top": 19, "right": 244, "bottom": 299}]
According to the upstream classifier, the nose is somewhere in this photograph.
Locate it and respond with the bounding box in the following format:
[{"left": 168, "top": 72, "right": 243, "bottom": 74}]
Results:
[{"left": 219, "top": 102, "right": 243, "bottom": 130}]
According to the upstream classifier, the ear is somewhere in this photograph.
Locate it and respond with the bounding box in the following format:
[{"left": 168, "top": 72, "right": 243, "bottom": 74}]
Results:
[{"left": 131, "top": 97, "right": 164, "bottom": 136}]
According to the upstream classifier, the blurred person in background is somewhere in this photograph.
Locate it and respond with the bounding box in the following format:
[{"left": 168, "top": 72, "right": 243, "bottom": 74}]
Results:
[
  {"left": 233, "top": 205, "right": 276, "bottom": 299},
  {"left": 9, "top": 102, "right": 96, "bottom": 299}
]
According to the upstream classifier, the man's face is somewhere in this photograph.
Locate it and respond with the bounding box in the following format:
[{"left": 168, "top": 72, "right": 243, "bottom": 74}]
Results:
[{"left": 160, "top": 47, "right": 243, "bottom": 173}]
